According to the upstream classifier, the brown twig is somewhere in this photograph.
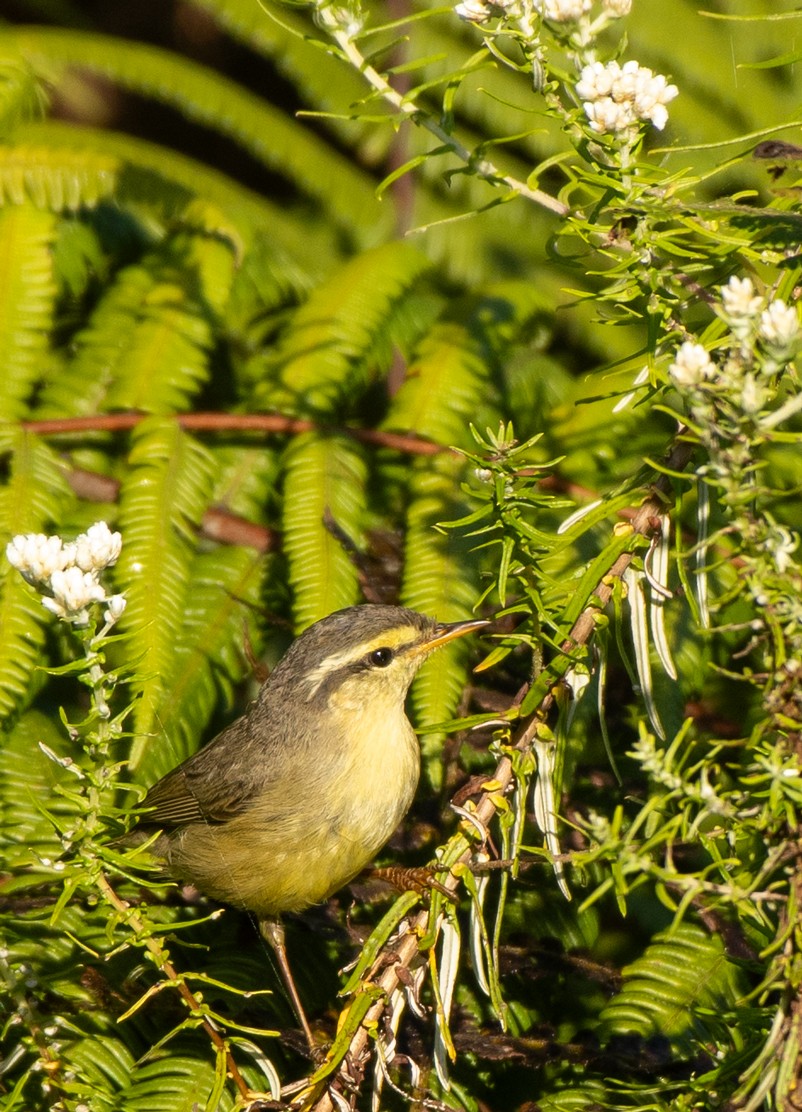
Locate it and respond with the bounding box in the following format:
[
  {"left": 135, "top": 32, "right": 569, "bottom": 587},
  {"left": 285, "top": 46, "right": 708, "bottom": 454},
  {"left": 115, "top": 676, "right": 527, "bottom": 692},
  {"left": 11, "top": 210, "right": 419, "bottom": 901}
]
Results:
[
  {"left": 22, "top": 412, "right": 446, "bottom": 457},
  {"left": 66, "top": 466, "right": 278, "bottom": 552},
  {"left": 29, "top": 411, "right": 447, "bottom": 552},
  {"left": 303, "top": 437, "right": 695, "bottom": 1112}
]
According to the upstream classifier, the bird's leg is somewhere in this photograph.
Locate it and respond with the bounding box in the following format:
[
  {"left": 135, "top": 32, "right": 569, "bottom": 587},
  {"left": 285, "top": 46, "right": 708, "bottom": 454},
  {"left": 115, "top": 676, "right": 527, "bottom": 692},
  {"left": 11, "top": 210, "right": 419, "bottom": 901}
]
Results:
[{"left": 259, "top": 916, "right": 317, "bottom": 1053}]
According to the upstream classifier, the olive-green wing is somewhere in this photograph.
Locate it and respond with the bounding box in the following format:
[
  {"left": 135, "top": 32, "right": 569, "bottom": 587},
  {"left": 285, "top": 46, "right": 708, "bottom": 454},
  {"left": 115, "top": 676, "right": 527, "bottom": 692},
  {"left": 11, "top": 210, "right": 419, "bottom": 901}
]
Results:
[{"left": 141, "top": 717, "right": 257, "bottom": 827}]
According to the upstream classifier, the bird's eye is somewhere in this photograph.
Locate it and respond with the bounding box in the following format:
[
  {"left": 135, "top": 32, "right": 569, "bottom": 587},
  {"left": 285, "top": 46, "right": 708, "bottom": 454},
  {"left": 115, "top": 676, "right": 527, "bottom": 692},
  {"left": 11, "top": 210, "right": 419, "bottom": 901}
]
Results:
[{"left": 369, "top": 647, "right": 395, "bottom": 668}]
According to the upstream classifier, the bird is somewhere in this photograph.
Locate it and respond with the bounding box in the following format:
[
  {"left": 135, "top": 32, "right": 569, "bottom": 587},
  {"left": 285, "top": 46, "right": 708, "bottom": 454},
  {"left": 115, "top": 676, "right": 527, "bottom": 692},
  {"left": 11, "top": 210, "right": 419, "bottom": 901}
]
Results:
[{"left": 138, "top": 603, "right": 487, "bottom": 1046}]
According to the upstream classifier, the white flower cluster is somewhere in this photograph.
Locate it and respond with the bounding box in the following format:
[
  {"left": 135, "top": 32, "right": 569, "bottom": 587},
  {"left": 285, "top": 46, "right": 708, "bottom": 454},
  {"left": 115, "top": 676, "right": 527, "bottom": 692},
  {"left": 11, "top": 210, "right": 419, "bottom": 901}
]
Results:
[
  {"left": 576, "top": 59, "right": 678, "bottom": 135},
  {"left": 455, "top": 0, "right": 629, "bottom": 24},
  {"left": 534, "top": 0, "right": 592, "bottom": 21},
  {"left": 718, "top": 276, "right": 799, "bottom": 360},
  {"left": 6, "top": 522, "right": 126, "bottom": 628},
  {"left": 668, "top": 277, "right": 800, "bottom": 402}
]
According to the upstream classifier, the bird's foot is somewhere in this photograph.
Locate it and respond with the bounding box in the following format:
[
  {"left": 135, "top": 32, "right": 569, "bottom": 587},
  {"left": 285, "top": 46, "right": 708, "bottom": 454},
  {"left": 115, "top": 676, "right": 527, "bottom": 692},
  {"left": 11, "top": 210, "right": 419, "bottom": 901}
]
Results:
[{"left": 369, "top": 865, "right": 456, "bottom": 903}]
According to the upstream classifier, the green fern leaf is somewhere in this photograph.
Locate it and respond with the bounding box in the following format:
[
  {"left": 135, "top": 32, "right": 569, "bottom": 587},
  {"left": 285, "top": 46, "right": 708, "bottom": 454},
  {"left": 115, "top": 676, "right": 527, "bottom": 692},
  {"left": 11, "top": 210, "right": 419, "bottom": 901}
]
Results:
[
  {"left": 126, "top": 1055, "right": 234, "bottom": 1112},
  {"left": 0, "top": 572, "right": 47, "bottom": 723},
  {"left": 386, "top": 283, "right": 549, "bottom": 448},
  {"left": 0, "top": 132, "right": 120, "bottom": 210},
  {"left": 402, "top": 454, "right": 481, "bottom": 787},
  {"left": 0, "top": 123, "right": 249, "bottom": 225},
  {"left": 191, "top": 0, "right": 373, "bottom": 145},
  {"left": 599, "top": 921, "right": 747, "bottom": 1053},
  {"left": 281, "top": 432, "right": 366, "bottom": 631},
  {"left": 61, "top": 1035, "right": 136, "bottom": 1106},
  {"left": 140, "top": 546, "right": 267, "bottom": 782},
  {"left": 225, "top": 231, "right": 312, "bottom": 353},
  {"left": 0, "top": 204, "right": 57, "bottom": 420},
  {"left": 0, "top": 49, "right": 47, "bottom": 136},
  {"left": 208, "top": 443, "right": 282, "bottom": 524},
  {"left": 0, "top": 429, "right": 71, "bottom": 721},
  {"left": 115, "top": 419, "right": 215, "bottom": 776},
  {"left": 39, "top": 231, "right": 233, "bottom": 417},
  {"left": 255, "top": 242, "right": 431, "bottom": 417},
  {"left": 5, "top": 27, "right": 387, "bottom": 238},
  {"left": 2, "top": 122, "right": 346, "bottom": 273},
  {"left": 0, "top": 710, "right": 76, "bottom": 873}
]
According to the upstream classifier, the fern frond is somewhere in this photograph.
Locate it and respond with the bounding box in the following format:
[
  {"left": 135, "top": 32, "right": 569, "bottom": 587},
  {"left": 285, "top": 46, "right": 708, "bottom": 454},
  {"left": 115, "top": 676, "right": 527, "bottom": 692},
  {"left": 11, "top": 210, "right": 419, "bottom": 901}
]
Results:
[
  {"left": 225, "top": 231, "right": 313, "bottom": 354},
  {"left": 599, "top": 921, "right": 746, "bottom": 1053},
  {"left": 191, "top": 0, "right": 375, "bottom": 143},
  {"left": 0, "top": 204, "right": 57, "bottom": 420},
  {"left": 0, "top": 710, "right": 76, "bottom": 874},
  {"left": 0, "top": 122, "right": 255, "bottom": 229},
  {"left": 2, "top": 122, "right": 347, "bottom": 272},
  {"left": 115, "top": 420, "right": 215, "bottom": 777},
  {"left": 255, "top": 242, "right": 431, "bottom": 417},
  {"left": 43, "top": 236, "right": 230, "bottom": 418},
  {"left": 281, "top": 432, "right": 366, "bottom": 631},
  {"left": 386, "top": 282, "right": 550, "bottom": 448},
  {"left": 0, "top": 49, "right": 48, "bottom": 136},
  {"left": 141, "top": 546, "right": 267, "bottom": 782},
  {"left": 126, "top": 1055, "right": 233, "bottom": 1112},
  {"left": 61, "top": 1034, "right": 137, "bottom": 1108},
  {"left": 40, "top": 231, "right": 234, "bottom": 418},
  {"left": 4, "top": 27, "right": 387, "bottom": 238},
  {"left": 0, "top": 429, "right": 72, "bottom": 721},
  {"left": 403, "top": 455, "right": 481, "bottom": 786}
]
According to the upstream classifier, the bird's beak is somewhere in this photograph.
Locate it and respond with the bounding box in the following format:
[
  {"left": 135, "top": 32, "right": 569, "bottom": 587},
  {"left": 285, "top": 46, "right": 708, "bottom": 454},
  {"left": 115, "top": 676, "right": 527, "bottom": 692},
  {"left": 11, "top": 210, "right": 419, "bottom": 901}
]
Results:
[{"left": 414, "top": 617, "right": 490, "bottom": 655}]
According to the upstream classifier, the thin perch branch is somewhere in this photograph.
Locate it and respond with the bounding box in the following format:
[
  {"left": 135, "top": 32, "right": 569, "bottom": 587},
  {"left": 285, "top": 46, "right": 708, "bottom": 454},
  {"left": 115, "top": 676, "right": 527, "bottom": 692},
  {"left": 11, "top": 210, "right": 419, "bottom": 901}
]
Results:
[{"left": 315, "top": 6, "right": 569, "bottom": 219}]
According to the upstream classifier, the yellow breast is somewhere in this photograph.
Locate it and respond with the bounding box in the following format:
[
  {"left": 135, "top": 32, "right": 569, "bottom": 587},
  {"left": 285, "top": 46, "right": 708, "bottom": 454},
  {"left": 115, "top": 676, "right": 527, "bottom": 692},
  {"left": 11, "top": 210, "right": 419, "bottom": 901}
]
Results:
[{"left": 167, "top": 698, "right": 420, "bottom": 918}]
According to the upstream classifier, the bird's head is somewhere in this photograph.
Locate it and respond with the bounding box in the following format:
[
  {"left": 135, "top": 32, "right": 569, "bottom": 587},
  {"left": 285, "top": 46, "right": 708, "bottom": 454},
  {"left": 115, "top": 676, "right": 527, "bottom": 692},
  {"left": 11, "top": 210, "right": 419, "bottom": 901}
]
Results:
[{"left": 266, "top": 604, "right": 488, "bottom": 713}]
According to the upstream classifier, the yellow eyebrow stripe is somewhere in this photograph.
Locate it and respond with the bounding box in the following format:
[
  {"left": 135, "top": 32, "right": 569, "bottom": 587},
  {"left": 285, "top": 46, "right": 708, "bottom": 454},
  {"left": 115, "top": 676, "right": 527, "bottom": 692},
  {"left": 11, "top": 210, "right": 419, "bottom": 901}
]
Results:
[{"left": 300, "top": 625, "right": 420, "bottom": 697}]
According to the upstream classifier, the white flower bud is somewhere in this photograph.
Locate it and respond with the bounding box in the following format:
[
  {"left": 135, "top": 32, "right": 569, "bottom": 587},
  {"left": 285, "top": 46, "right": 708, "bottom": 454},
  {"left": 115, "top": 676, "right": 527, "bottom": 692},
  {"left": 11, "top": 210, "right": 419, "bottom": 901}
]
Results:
[
  {"left": 759, "top": 299, "right": 799, "bottom": 353},
  {"left": 73, "top": 522, "right": 123, "bottom": 573},
  {"left": 43, "top": 567, "right": 108, "bottom": 626},
  {"left": 576, "top": 61, "right": 619, "bottom": 101},
  {"left": 455, "top": 0, "right": 492, "bottom": 21},
  {"left": 535, "top": 0, "right": 592, "bottom": 21},
  {"left": 631, "top": 69, "right": 678, "bottom": 130},
  {"left": 104, "top": 594, "right": 127, "bottom": 624},
  {"left": 720, "top": 276, "right": 763, "bottom": 320},
  {"left": 740, "top": 372, "right": 764, "bottom": 414},
  {"left": 668, "top": 341, "right": 716, "bottom": 388},
  {"left": 6, "top": 534, "right": 66, "bottom": 585},
  {"left": 603, "top": 0, "right": 631, "bottom": 14},
  {"left": 764, "top": 525, "right": 798, "bottom": 574}
]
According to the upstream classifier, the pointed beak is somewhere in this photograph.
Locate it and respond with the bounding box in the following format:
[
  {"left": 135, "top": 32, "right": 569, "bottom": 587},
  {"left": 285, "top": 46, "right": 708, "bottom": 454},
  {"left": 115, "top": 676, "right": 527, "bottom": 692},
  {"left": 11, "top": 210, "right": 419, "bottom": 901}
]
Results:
[{"left": 413, "top": 617, "right": 490, "bottom": 656}]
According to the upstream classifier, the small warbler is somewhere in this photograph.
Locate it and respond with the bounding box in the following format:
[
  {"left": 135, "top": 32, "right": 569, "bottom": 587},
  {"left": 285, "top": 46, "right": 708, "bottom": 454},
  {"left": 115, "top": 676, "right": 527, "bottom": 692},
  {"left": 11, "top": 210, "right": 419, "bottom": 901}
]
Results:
[{"left": 139, "top": 603, "right": 487, "bottom": 1044}]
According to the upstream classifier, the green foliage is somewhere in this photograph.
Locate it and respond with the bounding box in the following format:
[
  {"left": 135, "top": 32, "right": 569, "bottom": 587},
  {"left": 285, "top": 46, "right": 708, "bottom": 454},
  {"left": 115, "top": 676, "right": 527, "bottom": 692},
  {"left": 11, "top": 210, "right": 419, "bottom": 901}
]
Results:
[
  {"left": 1, "top": 1, "right": 802, "bottom": 1111},
  {"left": 282, "top": 432, "right": 366, "bottom": 629},
  {"left": 0, "top": 205, "right": 58, "bottom": 421},
  {"left": 599, "top": 922, "right": 746, "bottom": 1052}
]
